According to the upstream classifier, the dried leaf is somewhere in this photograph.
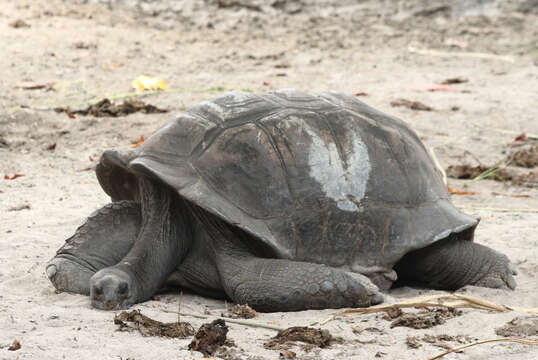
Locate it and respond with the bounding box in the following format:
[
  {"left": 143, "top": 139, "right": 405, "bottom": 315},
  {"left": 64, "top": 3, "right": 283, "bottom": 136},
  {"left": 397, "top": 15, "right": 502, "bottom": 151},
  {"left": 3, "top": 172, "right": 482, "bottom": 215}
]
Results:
[
  {"left": 65, "top": 110, "right": 76, "bottom": 119},
  {"left": 131, "top": 136, "right": 145, "bottom": 148},
  {"left": 4, "top": 173, "right": 25, "bottom": 180},
  {"left": 131, "top": 75, "right": 168, "bottom": 91},
  {"left": 447, "top": 186, "right": 476, "bottom": 195},
  {"left": 47, "top": 143, "right": 57, "bottom": 151},
  {"left": 8, "top": 340, "right": 21, "bottom": 351},
  {"left": 440, "top": 77, "right": 468, "bottom": 85},
  {"left": 15, "top": 81, "right": 55, "bottom": 90}
]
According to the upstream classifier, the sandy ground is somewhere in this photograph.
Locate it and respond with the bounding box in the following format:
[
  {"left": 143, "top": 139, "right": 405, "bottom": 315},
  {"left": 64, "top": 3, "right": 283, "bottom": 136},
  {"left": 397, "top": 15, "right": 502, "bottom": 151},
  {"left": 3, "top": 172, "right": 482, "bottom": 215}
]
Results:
[{"left": 1, "top": 0, "right": 537, "bottom": 359}]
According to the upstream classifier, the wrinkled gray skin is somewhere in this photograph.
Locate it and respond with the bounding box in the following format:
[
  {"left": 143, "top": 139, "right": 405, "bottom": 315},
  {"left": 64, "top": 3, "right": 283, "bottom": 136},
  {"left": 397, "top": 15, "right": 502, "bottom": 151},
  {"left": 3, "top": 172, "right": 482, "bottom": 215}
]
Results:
[{"left": 46, "top": 90, "right": 517, "bottom": 312}]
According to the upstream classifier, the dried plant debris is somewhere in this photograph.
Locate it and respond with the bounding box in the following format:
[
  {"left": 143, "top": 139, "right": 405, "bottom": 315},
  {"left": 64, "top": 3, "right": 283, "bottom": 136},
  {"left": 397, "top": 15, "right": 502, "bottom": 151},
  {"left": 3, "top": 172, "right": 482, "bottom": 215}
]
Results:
[
  {"left": 7, "top": 340, "right": 21, "bottom": 351},
  {"left": 390, "top": 98, "right": 433, "bottom": 111},
  {"left": 0, "top": 136, "right": 9, "bottom": 148},
  {"left": 406, "top": 336, "right": 422, "bottom": 349},
  {"left": 495, "top": 316, "right": 538, "bottom": 337},
  {"left": 422, "top": 334, "right": 472, "bottom": 351},
  {"left": 383, "top": 307, "right": 403, "bottom": 320},
  {"left": 9, "top": 19, "right": 30, "bottom": 28},
  {"left": 55, "top": 99, "right": 168, "bottom": 118},
  {"left": 223, "top": 303, "right": 258, "bottom": 319},
  {"left": 264, "top": 327, "right": 343, "bottom": 350},
  {"left": 446, "top": 164, "right": 537, "bottom": 188},
  {"left": 188, "top": 319, "right": 234, "bottom": 357},
  {"left": 114, "top": 310, "right": 194, "bottom": 338},
  {"left": 511, "top": 145, "right": 538, "bottom": 168},
  {"left": 407, "top": 334, "right": 472, "bottom": 350},
  {"left": 440, "top": 77, "right": 468, "bottom": 84},
  {"left": 446, "top": 165, "right": 490, "bottom": 179},
  {"left": 389, "top": 308, "right": 462, "bottom": 329}
]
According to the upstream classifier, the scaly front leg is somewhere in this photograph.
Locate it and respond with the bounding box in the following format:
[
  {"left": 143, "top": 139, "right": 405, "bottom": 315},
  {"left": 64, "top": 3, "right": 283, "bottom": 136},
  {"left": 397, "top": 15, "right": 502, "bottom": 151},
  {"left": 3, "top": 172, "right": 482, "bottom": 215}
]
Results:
[{"left": 89, "top": 177, "right": 191, "bottom": 310}]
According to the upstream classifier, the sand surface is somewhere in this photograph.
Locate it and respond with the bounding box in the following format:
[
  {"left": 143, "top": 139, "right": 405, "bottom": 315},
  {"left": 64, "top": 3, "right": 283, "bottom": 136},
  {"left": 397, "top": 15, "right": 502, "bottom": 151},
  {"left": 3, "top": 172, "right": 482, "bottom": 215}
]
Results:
[{"left": 1, "top": 0, "right": 537, "bottom": 359}]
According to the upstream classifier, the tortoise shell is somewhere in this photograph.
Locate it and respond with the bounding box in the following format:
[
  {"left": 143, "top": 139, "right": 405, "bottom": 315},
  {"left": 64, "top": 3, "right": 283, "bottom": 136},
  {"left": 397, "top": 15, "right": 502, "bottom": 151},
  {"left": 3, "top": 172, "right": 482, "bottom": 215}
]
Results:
[{"left": 97, "top": 89, "right": 477, "bottom": 275}]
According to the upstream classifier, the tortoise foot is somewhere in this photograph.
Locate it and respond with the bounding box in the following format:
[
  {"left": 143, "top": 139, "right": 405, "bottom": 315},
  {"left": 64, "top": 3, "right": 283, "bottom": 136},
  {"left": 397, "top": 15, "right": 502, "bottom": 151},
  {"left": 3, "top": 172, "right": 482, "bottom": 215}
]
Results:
[{"left": 46, "top": 256, "right": 94, "bottom": 295}]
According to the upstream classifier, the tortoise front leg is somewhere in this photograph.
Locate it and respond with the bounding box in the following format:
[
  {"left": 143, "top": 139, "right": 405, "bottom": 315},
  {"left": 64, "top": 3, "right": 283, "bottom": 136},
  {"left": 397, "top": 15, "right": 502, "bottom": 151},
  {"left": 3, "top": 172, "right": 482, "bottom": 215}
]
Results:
[
  {"left": 89, "top": 177, "right": 192, "bottom": 310},
  {"left": 198, "top": 213, "right": 383, "bottom": 312},
  {"left": 394, "top": 238, "right": 517, "bottom": 290},
  {"left": 46, "top": 201, "right": 140, "bottom": 295},
  {"left": 217, "top": 255, "right": 384, "bottom": 312}
]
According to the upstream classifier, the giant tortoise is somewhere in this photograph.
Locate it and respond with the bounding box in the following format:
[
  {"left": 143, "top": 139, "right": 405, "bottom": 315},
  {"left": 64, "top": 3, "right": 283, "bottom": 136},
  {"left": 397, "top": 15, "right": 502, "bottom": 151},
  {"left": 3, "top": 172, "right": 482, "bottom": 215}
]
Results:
[{"left": 46, "top": 90, "right": 516, "bottom": 312}]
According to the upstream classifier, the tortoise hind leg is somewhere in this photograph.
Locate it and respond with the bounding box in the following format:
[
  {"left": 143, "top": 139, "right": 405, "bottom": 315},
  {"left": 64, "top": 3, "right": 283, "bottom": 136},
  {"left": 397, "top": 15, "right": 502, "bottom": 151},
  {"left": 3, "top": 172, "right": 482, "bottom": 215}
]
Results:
[
  {"left": 46, "top": 201, "right": 141, "bottom": 295},
  {"left": 394, "top": 237, "right": 517, "bottom": 290}
]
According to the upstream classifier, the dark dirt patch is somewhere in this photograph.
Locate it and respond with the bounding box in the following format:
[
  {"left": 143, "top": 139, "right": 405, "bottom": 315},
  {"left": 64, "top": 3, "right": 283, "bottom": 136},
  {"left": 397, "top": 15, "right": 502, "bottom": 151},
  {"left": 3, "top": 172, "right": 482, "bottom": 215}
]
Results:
[
  {"left": 495, "top": 316, "right": 538, "bottom": 337},
  {"left": 511, "top": 145, "right": 538, "bottom": 168},
  {"left": 114, "top": 310, "right": 194, "bottom": 338},
  {"left": 264, "top": 327, "right": 343, "bottom": 351},
  {"left": 222, "top": 303, "right": 258, "bottom": 319},
  {"left": 55, "top": 98, "right": 168, "bottom": 117},
  {"left": 188, "top": 319, "right": 234, "bottom": 357},
  {"left": 390, "top": 98, "right": 433, "bottom": 111},
  {"left": 389, "top": 308, "right": 462, "bottom": 329}
]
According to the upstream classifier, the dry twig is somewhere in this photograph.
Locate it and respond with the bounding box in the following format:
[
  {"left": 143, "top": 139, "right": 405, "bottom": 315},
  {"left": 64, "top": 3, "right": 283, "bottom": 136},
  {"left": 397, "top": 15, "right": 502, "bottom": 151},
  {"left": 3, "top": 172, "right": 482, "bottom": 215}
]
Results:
[
  {"left": 425, "top": 337, "right": 538, "bottom": 360},
  {"left": 320, "top": 294, "right": 538, "bottom": 326}
]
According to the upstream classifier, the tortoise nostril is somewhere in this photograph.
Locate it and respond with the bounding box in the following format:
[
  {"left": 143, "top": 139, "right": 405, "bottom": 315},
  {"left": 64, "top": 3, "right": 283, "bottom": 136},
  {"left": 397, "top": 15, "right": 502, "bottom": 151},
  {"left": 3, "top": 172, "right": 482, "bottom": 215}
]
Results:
[
  {"left": 93, "top": 285, "right": 104, "bottom": 296},
  {"left": 118, "top": 282, "right": 128, "bottom": 295}
]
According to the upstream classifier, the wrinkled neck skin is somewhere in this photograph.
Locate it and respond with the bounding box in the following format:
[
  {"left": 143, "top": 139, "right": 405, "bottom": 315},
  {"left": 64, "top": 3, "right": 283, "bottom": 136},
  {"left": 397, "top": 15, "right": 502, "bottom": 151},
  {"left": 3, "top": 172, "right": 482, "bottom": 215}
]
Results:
[{"left": 116, "top": 177, "right": 192, "bottom": 302}]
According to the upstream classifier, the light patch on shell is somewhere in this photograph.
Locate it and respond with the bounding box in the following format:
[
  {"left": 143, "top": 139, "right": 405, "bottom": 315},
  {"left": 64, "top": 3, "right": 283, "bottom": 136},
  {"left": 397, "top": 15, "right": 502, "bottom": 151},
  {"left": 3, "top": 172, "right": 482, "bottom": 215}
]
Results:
[
  {"left": 304, "top": 124, "right": 370, "bottom": 212},
  {"left": 200, "top": 91, "right": 254, "bottom": 121}
]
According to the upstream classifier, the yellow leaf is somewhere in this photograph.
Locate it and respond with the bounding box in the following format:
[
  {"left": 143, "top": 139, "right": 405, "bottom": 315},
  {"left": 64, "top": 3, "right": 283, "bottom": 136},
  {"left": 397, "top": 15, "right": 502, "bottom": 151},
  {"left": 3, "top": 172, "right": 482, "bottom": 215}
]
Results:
[{"left": 131, "top": 75, "right": 168, "bottom": 91}]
